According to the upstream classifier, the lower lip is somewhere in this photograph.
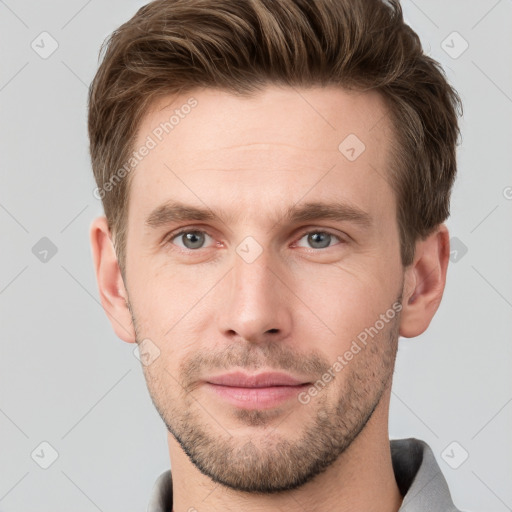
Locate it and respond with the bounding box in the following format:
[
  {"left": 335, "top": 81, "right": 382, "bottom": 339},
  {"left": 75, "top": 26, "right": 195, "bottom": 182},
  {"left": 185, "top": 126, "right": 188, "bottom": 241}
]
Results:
[{"left": 205, "top": 383, "right": 309, "bottom": 409}]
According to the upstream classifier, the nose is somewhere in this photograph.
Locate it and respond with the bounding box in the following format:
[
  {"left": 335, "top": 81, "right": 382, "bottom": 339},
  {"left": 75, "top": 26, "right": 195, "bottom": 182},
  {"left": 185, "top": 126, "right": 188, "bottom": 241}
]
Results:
[{"left": 216, "top": 247, "right": 292, "bottom": 345}]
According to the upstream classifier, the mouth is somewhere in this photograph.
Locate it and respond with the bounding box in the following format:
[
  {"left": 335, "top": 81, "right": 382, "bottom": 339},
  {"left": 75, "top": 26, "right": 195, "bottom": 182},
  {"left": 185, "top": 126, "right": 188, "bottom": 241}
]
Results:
[{"left": 204, "top": 371, "right": 311, "bottom": 410}]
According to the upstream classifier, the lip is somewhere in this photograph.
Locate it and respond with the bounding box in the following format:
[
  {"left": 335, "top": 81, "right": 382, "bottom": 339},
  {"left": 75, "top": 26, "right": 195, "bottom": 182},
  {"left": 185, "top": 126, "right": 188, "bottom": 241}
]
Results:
[
  {"left": 204, "top": 372, "right": 311, "bottom": 410},
  {"left": 207, "top": 371, "right": 307, "bottom": 387}
]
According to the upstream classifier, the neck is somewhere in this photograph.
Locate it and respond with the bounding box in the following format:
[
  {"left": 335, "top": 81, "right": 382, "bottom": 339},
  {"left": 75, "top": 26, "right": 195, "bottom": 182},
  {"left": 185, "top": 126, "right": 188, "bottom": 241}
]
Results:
[{"left": 169, "top": 387, "right": 402, "bottom": 512}]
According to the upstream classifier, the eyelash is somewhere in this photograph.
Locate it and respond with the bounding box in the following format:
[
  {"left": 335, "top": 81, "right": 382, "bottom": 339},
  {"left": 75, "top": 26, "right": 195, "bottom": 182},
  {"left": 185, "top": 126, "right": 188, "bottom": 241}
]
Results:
[{"left": 164, "top": 227, "right": 346, "bottom": 253}]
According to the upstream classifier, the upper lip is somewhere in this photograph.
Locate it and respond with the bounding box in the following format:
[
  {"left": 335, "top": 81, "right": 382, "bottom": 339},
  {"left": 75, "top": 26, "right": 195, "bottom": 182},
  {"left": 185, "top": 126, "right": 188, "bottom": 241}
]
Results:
[{"left": 206, "top": 371, "right": 309, "bottom": 388}]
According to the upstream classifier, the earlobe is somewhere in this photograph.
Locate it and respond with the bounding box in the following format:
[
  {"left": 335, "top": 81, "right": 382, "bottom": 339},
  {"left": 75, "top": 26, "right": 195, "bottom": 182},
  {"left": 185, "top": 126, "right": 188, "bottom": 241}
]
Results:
[
  {"left": 89, "top": 216, "right": 136, "bottom": 344},
  {"left": 399, "top": 224, "right": 450, "bottom": 338}
]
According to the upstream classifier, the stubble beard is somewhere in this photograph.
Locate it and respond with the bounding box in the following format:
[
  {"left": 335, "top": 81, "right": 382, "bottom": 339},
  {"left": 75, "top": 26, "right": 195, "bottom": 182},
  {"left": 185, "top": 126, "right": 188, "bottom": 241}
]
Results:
[{"left": 131, "top": 299, "right": 401, "bottom": 494}]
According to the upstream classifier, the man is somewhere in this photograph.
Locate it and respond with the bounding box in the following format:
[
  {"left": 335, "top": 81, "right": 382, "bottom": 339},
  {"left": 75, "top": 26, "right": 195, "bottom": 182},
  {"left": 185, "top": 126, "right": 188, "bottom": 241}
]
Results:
[{"left": 88, "top": 0, "right": 464, "bottom": 510}]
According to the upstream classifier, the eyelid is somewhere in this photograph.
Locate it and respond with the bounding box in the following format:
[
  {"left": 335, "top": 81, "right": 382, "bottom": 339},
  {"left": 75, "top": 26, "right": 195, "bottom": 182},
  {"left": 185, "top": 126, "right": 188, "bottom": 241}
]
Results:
[
  {"left": 292, "top": 227, "right": 346, "bottom": 248},
  {"left": 163, "top": 225, "right": 348, "bottom": 251},
  {"left": 165, "top": 226, "right": 217, "bottom": 249}
]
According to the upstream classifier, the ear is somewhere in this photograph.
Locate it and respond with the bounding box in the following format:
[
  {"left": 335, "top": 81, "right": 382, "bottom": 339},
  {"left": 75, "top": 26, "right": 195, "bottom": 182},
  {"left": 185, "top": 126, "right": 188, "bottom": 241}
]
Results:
[
  {"left": 399, "top": 224, "right": 450, "bottom": 338},
  {"left": 89, "top": 216, "right": 136, "bottom": 344}
]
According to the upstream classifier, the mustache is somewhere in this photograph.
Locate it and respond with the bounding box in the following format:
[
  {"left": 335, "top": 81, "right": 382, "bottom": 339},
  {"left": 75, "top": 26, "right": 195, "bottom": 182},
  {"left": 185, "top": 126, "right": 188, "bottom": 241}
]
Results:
[{"left": 178, "top": 342, "right": 332, "bottom": 391}]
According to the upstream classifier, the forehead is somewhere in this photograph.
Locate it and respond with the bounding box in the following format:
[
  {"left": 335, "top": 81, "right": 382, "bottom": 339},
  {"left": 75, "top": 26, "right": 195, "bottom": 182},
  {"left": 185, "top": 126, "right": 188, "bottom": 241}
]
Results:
[
  {"left": 137, "top": 85, "right": 392, "bottom": 155},
  {"left": 128, "top": 85, "right": 396, "bottom": 226}
]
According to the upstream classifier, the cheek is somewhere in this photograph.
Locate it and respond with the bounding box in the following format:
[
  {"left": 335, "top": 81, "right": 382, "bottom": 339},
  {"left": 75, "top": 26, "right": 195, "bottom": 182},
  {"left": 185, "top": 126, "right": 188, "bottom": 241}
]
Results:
[
  {"left": 291, "top": 262, "right": 398, "bottom": 347},
  {"left": 128, "top": 264, "right": 219, "bottom": 352},
  {"left": 126, "top": 277, "right": 180, "bottom": 343}
]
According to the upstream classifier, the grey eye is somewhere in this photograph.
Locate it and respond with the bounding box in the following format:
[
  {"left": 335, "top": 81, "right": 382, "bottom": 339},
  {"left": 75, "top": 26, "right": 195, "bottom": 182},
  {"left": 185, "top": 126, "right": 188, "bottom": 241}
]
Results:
[
  {"left": 173, "top": 231, "right": 212, "bottom": 250},
  {"left": 296, "top": 231, "right": 341, "bottom": 249}
]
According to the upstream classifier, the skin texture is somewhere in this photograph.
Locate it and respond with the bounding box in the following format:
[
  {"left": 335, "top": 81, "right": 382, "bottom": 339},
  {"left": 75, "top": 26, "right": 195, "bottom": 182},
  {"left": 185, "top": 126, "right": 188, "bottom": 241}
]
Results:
[{"left": 90, "top": 85, "right": 450, "bottom": 512}]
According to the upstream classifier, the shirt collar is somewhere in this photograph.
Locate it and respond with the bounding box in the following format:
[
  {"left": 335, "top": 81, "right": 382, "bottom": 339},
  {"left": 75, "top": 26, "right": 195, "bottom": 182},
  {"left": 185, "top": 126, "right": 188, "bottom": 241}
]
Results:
[
  {"left": 394, "top": 438, "right": 460, "bottom": 511},
  {"left": 148, "top": 438, "right": 460, "bottom": 512}
]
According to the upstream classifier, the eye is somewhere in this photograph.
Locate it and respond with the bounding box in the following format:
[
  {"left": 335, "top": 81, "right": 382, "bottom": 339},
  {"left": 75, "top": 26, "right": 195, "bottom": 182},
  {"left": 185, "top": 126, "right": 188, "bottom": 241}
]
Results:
[
  {"left": 168, "top": 229, "right": 214, "bottom": 250},
  {"left": 295, "top": 230, "right": 344, "bottom": 250},
  {"left": 164, "top": 227, "right": 345, "bottom": 253}
]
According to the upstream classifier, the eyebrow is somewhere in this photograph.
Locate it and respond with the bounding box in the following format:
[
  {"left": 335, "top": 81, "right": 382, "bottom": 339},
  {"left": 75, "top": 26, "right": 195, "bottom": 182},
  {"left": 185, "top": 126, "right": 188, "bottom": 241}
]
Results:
[{"left": 144, "top": 200, "right": 372, "bottom": 230}]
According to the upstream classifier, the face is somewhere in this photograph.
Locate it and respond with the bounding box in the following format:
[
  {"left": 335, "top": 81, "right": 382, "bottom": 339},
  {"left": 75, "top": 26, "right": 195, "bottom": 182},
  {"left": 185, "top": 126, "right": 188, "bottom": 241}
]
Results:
[{"left": 123, "top": 85, "right": 404, "bottom": 492}]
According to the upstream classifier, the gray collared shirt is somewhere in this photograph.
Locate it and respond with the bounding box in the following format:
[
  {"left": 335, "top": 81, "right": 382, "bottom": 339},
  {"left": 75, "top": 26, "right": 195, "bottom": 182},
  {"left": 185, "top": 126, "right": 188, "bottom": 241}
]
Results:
[{"left": 147, "top": 438, "right": 464, "bottom": 512}]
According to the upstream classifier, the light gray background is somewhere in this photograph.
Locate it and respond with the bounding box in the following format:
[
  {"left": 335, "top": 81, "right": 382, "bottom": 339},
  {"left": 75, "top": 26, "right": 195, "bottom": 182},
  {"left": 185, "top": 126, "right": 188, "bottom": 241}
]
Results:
[{"left": 1, "top": 1, "right": 511, "bottom": 510}]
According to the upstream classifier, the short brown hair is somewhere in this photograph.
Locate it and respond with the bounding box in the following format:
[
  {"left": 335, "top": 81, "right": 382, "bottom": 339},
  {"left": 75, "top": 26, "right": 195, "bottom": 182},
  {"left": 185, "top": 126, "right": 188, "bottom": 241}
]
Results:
[{"left": 88, "top": 0, "right": 462, "bottom": 277}]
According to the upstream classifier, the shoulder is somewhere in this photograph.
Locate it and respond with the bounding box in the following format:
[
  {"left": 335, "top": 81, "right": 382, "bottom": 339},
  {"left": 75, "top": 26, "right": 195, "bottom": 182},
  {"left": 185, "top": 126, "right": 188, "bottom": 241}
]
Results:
[
  {"left": 392, "top": 438, "right": 466, "bottom": 512},
  {"left": 147, "top": 469, "right": 173, "bottom": 512}
]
